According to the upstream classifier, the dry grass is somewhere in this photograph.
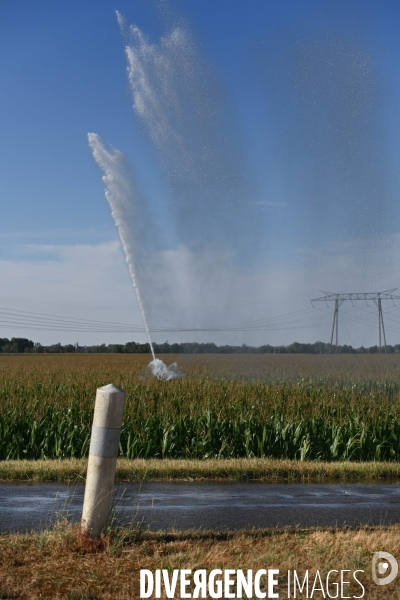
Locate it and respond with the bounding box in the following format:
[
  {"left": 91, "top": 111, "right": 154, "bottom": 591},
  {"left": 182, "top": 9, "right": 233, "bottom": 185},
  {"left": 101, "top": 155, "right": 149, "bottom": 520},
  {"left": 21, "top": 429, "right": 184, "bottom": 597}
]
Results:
[
  {"left": 1, "top": 457, "right": 400, "bottom": 483},
  {"left": 0, "top": 525, "right": 399, "bottom": 598}
]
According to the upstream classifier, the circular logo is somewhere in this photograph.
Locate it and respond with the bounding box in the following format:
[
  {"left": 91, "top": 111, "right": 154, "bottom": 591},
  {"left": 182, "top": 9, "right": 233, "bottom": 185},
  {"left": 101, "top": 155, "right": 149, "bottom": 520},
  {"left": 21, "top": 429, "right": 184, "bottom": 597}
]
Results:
[{"left": 372, "top": 552, "right": 398, "bottom": 586}]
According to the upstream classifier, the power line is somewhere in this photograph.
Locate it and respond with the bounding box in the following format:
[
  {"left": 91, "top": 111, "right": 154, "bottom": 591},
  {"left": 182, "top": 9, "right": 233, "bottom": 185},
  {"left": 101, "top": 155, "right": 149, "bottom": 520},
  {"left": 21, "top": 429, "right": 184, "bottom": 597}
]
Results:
[
  {"left": 1, "top": 298, "right": 399, "bottom": 343},
  {"left": 0, "top": 305, "right": 332, "bottom": 335}
]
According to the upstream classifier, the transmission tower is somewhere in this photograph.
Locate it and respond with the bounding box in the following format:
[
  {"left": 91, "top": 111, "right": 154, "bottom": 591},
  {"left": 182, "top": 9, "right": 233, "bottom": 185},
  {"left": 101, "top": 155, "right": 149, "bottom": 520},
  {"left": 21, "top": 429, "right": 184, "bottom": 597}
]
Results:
[{"left": 311, "top": 289, "right": 400, "bottom": 354}]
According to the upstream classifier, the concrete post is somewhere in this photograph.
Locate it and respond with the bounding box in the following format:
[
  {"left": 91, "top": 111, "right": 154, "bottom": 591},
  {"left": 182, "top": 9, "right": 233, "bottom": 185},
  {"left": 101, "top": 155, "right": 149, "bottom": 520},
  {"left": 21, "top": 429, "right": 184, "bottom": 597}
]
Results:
[{"left": 81, "top": 383, "right": 125, "bottom": 538}]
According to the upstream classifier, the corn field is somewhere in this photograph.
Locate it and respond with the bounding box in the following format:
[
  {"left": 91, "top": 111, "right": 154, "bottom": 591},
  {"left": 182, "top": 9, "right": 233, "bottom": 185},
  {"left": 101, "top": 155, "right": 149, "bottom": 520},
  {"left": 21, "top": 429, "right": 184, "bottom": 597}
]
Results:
[{"left": 1, "top": 353, "right": 400, "bottom": 461}]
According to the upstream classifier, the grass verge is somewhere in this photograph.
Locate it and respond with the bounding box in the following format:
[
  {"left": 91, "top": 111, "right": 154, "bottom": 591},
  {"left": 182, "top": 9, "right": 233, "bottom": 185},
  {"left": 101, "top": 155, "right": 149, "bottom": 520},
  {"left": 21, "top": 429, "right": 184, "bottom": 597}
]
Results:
[
  {"left": 0, "top": 524, "right": 399, "bottom": 598},
  {"left": 1, "top": 458, "right": 400, "bottom": 482}
]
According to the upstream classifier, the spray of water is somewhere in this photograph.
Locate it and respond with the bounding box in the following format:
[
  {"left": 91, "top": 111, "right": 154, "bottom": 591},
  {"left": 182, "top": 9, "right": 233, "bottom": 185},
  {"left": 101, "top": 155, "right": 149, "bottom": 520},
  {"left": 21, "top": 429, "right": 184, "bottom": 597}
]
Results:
[
  {"left": 88, "top": 133, "right": 186, "bottom": 379},
  {"left": 88, "top": 132, "right": 156, "bottom": 361},
  {"left": 117, "top": 11, "right": 255, "bottom": 252},
  {"left": 147, "top": 358, "right": 185, "bottom": 381},
  {"left": 112, "top": 12, "right": 262, "bottom": 344}
]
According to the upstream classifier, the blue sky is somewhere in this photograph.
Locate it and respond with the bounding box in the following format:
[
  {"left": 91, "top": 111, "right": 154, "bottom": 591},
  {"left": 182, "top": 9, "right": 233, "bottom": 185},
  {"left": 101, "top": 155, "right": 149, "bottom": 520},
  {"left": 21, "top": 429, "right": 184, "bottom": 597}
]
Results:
[{"left": 1, "top": 0, "right": 400, "bottom": 348}]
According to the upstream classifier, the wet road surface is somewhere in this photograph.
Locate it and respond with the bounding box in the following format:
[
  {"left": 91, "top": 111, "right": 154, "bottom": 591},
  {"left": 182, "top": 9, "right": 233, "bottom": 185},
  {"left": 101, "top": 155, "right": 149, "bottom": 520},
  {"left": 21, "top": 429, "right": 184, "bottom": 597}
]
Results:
[{"left": 1, "top": 481, "right": 400, "bottom": 533}]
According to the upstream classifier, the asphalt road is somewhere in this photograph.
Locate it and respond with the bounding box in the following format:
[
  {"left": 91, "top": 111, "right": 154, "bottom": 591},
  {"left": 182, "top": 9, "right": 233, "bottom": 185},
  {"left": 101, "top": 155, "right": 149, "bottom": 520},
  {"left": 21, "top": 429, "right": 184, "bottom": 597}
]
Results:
[{"left": 1, "top": 481, "right": 400, "bottom": 533}]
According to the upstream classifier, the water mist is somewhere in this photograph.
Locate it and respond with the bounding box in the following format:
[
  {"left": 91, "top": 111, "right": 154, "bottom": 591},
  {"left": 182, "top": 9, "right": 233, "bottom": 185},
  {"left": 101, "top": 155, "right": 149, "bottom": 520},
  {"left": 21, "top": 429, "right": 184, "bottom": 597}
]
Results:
[{"left": 89, "top": 7, "right": 398, "bottom": 352}]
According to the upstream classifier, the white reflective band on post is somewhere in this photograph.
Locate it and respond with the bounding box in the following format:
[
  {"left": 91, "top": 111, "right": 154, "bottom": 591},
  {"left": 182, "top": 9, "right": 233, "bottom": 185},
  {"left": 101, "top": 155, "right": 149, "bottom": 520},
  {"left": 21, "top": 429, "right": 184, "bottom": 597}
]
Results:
[{"left": 89, "top": 425, "right": 121, "bottom": 458}]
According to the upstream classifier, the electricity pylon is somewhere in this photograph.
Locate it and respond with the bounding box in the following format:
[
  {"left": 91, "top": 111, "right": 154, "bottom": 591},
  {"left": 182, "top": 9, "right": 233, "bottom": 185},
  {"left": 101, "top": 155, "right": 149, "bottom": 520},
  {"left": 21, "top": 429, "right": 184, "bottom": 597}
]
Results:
[{"left": 311, "top": 290, "right": 400, "bottom": 354}]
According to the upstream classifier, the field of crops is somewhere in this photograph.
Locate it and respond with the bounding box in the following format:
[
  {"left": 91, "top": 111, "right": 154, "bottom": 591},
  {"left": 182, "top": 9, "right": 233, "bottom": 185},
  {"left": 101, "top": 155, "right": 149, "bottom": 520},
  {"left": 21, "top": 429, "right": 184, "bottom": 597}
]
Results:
[{"left": 1, "top": 353, "right": 400, "bottom": 461}]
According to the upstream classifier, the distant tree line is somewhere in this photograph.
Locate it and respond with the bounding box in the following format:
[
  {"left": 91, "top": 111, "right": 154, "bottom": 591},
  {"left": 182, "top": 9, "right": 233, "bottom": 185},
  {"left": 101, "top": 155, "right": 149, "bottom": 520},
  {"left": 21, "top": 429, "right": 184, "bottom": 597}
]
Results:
[{"left": 1, "top": 337, "right": 400, "bottom": 355}]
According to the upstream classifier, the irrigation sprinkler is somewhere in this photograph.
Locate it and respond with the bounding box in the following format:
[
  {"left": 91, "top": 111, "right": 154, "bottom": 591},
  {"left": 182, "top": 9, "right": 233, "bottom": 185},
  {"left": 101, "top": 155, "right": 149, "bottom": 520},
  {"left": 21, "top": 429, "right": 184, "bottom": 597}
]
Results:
[{"left": 81, "top": 383, "right": 126, "bottom": 538}]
